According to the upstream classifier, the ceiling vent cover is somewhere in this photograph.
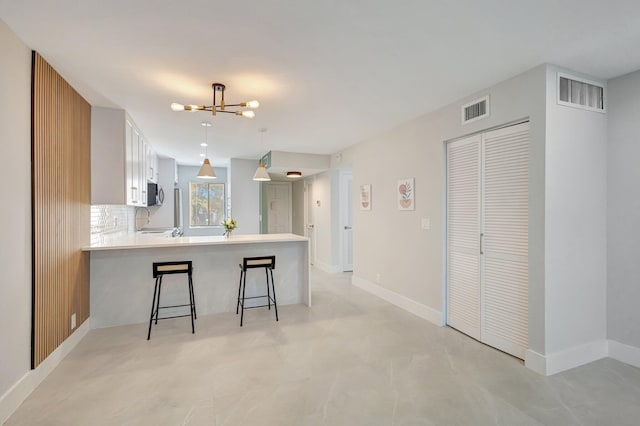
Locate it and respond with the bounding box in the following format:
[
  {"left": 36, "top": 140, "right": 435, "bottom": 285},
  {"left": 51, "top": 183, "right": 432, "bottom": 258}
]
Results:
[
  {"left": 462, "top": 96, "right": 490, "bottom": 124},
  {"left": 557, "top": 73, "right": 605, "bottom": 113}
]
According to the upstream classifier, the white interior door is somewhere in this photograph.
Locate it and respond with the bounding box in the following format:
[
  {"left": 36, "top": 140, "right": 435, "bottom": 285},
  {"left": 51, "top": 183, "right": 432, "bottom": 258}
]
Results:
[
  {"left": 481, "top": 122, "right": 529, "bottom": 359},
  {"left": 446, "top": 122, "right": 529, "bottom": 360},
  {"left": 305, "top": 182, "right": 315, "bottom": 265},
  {"left": 266, "top": 182, "right": 292, "bottom": 234},
  {"left": 446, "top": 134, "right": 482, "bottom": 341},
  {"left": 341, "top": 172, "right": 353, "bottom": 272}
]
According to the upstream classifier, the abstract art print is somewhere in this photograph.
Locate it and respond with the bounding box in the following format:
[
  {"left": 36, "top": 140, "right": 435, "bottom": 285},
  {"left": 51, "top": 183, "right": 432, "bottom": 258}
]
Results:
[
  {"left": 360, "top": 184, "right": 371, "bottom": 210},
  {"left": 397, "top": 178, "right": 415, "bottom": 210}
]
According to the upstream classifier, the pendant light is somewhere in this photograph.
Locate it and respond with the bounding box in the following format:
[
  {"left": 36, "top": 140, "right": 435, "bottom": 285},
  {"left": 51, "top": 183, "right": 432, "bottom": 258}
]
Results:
[
  {"left": 253, "top": 128, "right": 271, "bottom": 181},
  {"left": 253, "top": 160, "right": 271, "bottom": 181},
  {"left": 197, "top": 122, "right": 216, "bottom": 179}
]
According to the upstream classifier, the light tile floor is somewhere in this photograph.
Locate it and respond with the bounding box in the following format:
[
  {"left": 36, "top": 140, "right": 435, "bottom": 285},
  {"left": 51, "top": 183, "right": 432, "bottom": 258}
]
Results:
[{"left": 7, "top": 269, "right": 640, "bottom": 425}]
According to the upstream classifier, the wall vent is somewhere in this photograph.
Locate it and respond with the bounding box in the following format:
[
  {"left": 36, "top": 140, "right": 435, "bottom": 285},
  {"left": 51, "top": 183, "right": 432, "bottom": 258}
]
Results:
[
  {"left": 557, "top": 73, "right": 605, "bottom": 113},
  {"left": 462, "top": 96, "right": 490, "bottom": 124}
]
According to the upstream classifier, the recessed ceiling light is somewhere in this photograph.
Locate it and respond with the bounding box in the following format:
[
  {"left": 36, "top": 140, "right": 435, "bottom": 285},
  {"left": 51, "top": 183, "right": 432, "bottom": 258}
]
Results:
[
  {"left": 200, "top": 143, "right": 208, "bottom": 147},
  {"left": 286, "top": 171, "right": 302, "bottom": 178},
  {"left": 199, "top": 153, "right": 205, "bottom": 157},
  {"left": 200, "top": 121, "right": 212, "bottom": 127}
]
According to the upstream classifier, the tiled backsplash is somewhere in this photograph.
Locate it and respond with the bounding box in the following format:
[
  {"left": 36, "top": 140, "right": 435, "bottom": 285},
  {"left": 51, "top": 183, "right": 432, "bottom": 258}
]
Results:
[{"left": 90, "top": 205, "right": 134, "bottom": 244}]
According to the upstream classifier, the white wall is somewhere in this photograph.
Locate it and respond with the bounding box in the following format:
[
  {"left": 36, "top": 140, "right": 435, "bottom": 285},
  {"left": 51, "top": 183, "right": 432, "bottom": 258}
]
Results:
[
  {"left": 291, "top": 180, "right": 305, "bottom": 236},
  {"left": 607, "top": 69, "right": 640, "bottom": 349},
  {"left": 337, "top": 65, "right": 548, "bottom": 354},
  {"left": 229, "top": 158, "right": 260, "bottom": 235},
  {"left": 90, "top": 107, "right": 126, "bottom": 205},
  {"left": 0, "top": 18, "right": 32, "bottom": 417},
  {"left": 543, "top": 66, "right": 608, "bottom": 355},
  {"left": 334, "top": 64, "right": 612, "bottom": 371},
  {"left": 177, "top": 165, "right": 228, "bottom": 237}
]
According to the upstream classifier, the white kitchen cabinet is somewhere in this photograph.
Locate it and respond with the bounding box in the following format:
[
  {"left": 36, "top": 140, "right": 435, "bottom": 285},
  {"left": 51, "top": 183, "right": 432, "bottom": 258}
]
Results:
[
  {"left": 92, "top": 106, "right": 158, "bottom": 206},
  {"left": 137, "top": 131, "right": 146, "bottom": 206},
  {"left": 127, "top": 122, "right": 145, "bottom": 206},
  {"left": 145, "top": 143, "right": 158, "bottom": 183},
  {"left": 124, "top": 118, "right": 134, "bottom": 205}
]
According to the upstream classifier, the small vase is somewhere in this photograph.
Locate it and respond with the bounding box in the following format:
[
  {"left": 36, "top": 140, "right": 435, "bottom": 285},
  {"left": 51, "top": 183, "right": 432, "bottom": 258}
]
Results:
[{"left": 224, "top": 230, "right": 232, "bottom": 239}]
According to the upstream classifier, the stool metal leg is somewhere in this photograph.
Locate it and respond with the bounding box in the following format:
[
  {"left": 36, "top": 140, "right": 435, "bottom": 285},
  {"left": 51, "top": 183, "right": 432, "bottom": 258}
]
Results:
[
  {"left": 236, "top": 269, "right": 244, "bottom": 315},
  {"left": 188, "top": 275, "right": 195, "bottom": 334},
  {"left": 189, "top": 274, "right": 197, "bottom": 320},
  {"left": 270, "top": 268, "right": 278, "bottom": 321},
  {"left": 155, "top": 275, "right": 163, "bottom": 325},
  {"left": 147, "top": 276, "right": 160, "bottom": 340},
  {"left": 265, "top": 267, "right": 271, "bottom": 310},
  {"left": 240, "top": 269, "right": 247, "bottom": 326}
]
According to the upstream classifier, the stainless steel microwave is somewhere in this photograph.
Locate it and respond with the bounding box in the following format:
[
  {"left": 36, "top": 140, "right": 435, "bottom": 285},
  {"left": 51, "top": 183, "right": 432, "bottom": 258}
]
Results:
[{"left": 147, "top": 182, "right": 164, "bottom": 206}]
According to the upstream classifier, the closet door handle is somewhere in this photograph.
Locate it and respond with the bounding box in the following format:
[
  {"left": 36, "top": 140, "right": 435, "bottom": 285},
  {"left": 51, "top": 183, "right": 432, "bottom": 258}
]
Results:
[{"left": 480, "top": 233, "right": 484, "bottom": 255}]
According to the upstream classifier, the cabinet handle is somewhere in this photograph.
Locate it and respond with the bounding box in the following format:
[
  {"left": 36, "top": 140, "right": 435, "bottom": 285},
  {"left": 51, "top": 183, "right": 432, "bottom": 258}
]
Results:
[{"left": 480, "top": 233, "right": 484, "bottom": 255}]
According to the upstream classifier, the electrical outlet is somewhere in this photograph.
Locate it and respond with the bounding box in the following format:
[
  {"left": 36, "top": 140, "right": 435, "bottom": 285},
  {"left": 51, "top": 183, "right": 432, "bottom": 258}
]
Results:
[
  {"left": 421, "top": 218, "right": 431, "bottom": 230},
  {"left": 376, "top": 273, "right": 381, "bottom": 284},
  {"left": 71, "top": 313, "right": 76, "bottom": 329}
]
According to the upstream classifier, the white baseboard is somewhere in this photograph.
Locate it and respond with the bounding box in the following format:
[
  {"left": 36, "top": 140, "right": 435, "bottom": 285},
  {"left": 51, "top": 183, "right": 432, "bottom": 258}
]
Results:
[
  {"left": 0, "top": 319, "right": 90, "bottom": 424},
  {"left": 609, "top": 340, "right": 640, "bottom": 369},
  {"left": 352, "top": 275, "right": 443, "bottom": 326},
  {"left": 524, "top": 349, "right": 547, "bottom": 375},
  {"left": 313, "top": 260, "right": 341, "bottom": 274},
  {"left": 525, "top": 340, "right": 608, "bottom": 376}
]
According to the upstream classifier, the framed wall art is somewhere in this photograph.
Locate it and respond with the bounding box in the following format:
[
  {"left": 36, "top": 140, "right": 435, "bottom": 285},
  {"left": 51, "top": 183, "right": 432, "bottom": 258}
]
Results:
[
  {"left": 360, "top": 184, "right": 371, "bottom": 210},
  {"left": 397, "top": 178, "right": 415, "bottom": 210}
]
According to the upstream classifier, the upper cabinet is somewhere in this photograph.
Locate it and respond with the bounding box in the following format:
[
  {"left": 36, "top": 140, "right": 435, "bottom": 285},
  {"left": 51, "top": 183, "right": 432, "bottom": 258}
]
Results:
[
  {"left": 145, "top": 142, "right": 158, "bottom": 183},
  {"left": 92, "top": 107, "right": 158, "bottom": 206}
]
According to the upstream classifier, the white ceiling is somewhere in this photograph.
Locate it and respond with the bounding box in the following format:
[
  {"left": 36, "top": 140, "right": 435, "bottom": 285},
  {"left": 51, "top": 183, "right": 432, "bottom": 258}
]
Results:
[{"left": 2, "top": 0, "right": 640, "bottom": 166}]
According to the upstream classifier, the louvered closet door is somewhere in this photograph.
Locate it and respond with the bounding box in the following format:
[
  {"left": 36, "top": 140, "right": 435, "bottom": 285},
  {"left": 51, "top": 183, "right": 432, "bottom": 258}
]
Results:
[
  {"left": 446, "top": 134, "right": 482, "bottom": 340},
  {"left": 481, "top": 122, "right": 529, "bottom": 359}
]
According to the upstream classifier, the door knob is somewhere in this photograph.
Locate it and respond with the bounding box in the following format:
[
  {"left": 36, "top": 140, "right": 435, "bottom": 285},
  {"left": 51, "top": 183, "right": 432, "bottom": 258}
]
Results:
[{"left": 344, "top": 226, "right": 352, "bottom": 230}]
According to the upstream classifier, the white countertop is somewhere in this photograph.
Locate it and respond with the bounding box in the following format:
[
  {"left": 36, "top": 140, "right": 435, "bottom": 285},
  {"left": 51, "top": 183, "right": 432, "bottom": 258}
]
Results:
[{"left": 83, "top": 233, "right": 309, "bottom": 251}]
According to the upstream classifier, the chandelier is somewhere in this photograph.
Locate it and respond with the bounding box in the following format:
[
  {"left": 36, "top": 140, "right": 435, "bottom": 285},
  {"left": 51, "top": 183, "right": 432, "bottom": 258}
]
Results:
[{"left": 171, "top": 83, "right": 259, "bottom": 118}]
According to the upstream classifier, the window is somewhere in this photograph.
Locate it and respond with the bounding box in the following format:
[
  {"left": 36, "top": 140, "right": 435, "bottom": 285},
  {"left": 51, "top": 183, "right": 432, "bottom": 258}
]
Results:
[{"left": 189, "top": 182, "right": 225, "bottom": 227}]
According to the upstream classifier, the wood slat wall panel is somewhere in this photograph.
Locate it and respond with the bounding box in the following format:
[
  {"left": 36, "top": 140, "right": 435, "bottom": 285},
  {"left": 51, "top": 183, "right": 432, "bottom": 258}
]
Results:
[{"left": 32, "top": 52, "right": 90, "bottom": 368}]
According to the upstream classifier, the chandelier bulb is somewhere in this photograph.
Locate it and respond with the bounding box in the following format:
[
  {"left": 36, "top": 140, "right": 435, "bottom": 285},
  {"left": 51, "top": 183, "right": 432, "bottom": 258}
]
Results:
[
  {"left": 236, "top": 110, "right": 255, "bottom": 118},
  {"left": 242, "top": 100, "right": 260, "bottom": 109},
  {"left": 170, "top": 102, "right": 185, "bottom": 111}
]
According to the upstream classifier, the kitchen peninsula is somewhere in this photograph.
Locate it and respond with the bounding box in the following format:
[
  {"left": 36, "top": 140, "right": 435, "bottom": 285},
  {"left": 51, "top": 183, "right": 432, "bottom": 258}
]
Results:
[{"left": 83, "top": 233, "right": 310, "bottom": 329}]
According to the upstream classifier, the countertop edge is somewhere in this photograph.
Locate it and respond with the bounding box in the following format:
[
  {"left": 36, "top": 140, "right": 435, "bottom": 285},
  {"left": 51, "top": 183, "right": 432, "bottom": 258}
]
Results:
[{"left": 83, "top": 233, "right": 309, "bottom": 252}]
